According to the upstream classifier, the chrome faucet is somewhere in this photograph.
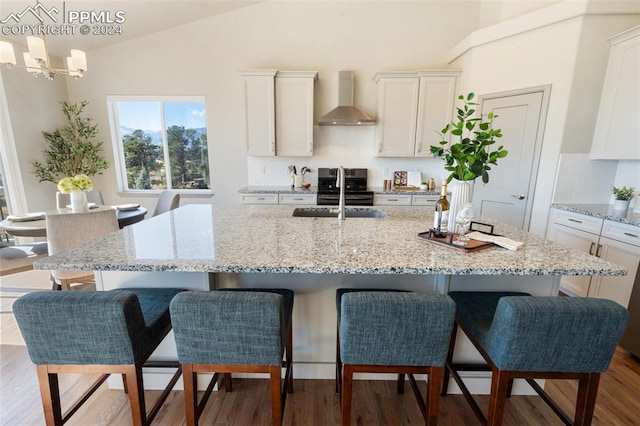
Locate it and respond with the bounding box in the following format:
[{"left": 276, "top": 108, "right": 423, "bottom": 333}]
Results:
[{"left": 332, "top": 166, "right": 346, "bottom": 220}]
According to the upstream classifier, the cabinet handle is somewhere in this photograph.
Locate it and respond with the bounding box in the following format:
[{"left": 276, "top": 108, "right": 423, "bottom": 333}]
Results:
[
  {"left": 595, "top": 244, "right": 602, "bottom": 258},
  {"left": 388, "top": 198, "right": 398, "bottom": 202},
  {"left": 568, "top": 218, "right": 583, "bottom": 224},
  {"left": 293, "top": 198, "right": 303, "bottom": 201},
  {"left": 257, "top": 197, "right": 265, "bottom": 201},
  {"left": 377, "top": 142, "right": 382, "bottom": 153},
  {"left": 271, "top": 141, "right": 276, "bottom": 153},
  {"left": 623, "top": 232, "right": 638, "bottom": 238},
  {"left": 589, "top": 242, "right": 595, "bottom": 255}
]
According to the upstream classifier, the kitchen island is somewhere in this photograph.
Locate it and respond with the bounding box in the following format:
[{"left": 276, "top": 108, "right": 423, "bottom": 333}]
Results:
[{"left": 35, "top": 204, "right": 626, "bottom": 393}]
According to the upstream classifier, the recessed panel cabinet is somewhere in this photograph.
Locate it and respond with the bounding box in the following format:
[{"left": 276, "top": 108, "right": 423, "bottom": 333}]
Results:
[
  {"left": 241, "top": 70, "right": 318, "bottom": 157},
  {"left": 373, "top": 70, "right": 460, "bottom": 157},
  {"left": 591, "top": 26, "right": 640, "bottom": 159},
  {"left": 547, "top": 208, "right": 640, "bottom": 307}
]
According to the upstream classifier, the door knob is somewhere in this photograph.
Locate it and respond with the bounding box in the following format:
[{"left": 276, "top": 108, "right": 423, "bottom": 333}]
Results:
[{"left": 510, "top": 194, "right": 525, "bottom": 200}]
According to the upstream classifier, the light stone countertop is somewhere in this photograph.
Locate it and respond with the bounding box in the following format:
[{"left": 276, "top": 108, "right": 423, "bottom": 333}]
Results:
[
  {"left": 551, "top": 203, "right": 640, "bottom": 227},
  {"left": 239, "top": 186, "right": 318, "bottom": 194},
  {"left": 34, "top": 204, "right": 626, "bottom": 277}
]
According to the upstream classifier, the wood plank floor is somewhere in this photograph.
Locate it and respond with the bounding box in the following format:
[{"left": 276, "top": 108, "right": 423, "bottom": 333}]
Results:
[{"left": 1, "top": 270, "right": 639, "bottom": 425}]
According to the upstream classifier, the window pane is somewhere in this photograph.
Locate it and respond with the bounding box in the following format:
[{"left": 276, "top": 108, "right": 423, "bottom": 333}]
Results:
[
  {"left": 118, "top": 102, "right": 167, "bottom": 190},
  {"left": 164, "top": 102, "right": 210, "bottom": 189}
]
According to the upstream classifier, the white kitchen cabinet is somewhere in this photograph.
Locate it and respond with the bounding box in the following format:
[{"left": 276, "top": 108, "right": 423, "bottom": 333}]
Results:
[
  {"left": 373, "top": 194, "right": 412, "bottom": 206},
  {"left": 240, "top": 193, "right": 279, "bottom": 205},
  {"left": 278, "top": 193, "right": 315, "bottom": 205},
  {"left": 240, "top": 70, "right": 318, "bottom": 157},
  {"left": 590, "top": 221, "right": 640, "bottom": 307},
  {"left": 412, "top": 194, "right": 439, "bottom": 207},
  {"left": 590, "top": 26, "right": 640, "bottom": 160},
  {"left": 547, "top": 208, "right": 640, "bottom": 307},
  {"left": 373, "top": 70, "right": 459, "bottom": 158}
]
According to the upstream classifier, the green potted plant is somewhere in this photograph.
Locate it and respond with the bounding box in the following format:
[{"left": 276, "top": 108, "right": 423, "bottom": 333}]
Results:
[
  {"left": 430, "top": 92, "right": 508, "bottom": 232},
  {"left": 612, "top": 185, "right": 635, "bottom": 211},
  {"left": 32, "top": 101, "right": 109, "bottom": 184}
]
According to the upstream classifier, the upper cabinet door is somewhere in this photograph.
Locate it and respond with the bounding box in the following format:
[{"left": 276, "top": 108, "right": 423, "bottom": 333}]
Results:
[
  {"left": 374, "top": 74, "right": 420, "bottom": 157},
  {"left": 241, "top": 70, "right": 277, "bottom": 156},
  {"left": 415, "top": 75, "right": 458, "bottom": 157},
  {"left": 241, "top": 70, "right": 317, "bottom": 157},
  {"left": 591, "top": 26, "right": 640, "bottom": 160},
  {"left": 374, "top": 70, "right": 459, "bottom": 158},
  {"left": 275, "top": 71, "right": 317, "bottom": 157}
]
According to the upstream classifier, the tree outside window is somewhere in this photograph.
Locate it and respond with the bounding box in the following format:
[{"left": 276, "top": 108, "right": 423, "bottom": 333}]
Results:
[{"left": 110, "top": 98, "right": 210, "bottom": 191}]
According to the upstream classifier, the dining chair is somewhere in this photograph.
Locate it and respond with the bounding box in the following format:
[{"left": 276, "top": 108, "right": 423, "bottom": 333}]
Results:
[
  {"left": 56, "top": 189, "right": 104, "bottom": 208},
  {"left": 152, "top": 191, "right": 180, "bottom": 216},
  {"left": 0, "top": 241, "right": 48, "bottom": 276},
  {"left": 46, "top": 208, "right": 118, "bottom": 290}
]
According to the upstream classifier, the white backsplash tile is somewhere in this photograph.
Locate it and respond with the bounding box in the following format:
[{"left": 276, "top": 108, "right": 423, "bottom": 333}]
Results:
[{"left": 553, "top": 154, "right": 618, "bottom": 203}]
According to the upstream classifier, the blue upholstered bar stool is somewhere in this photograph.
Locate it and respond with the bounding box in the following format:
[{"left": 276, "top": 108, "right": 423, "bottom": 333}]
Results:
[
  {"left": 13, "top": 288, "right": 184, "bottom": 426},
  {"left": 170, "top": 289, "right": 294, "bottom": 426},
  {"left": 338, "top": 291, "right": 456, "bottom": 426},
  {"left": 442, "top": 292, "right": 629, "bottom": 426}
]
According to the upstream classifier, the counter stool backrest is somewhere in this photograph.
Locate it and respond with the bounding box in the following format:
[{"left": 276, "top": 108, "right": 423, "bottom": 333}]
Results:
[
  {"left": 152, "top": 191, "right": 180, "bottom": 217},
  {"left": 481, "top": 296, "right": 628, "bottom": 372},
  {"left": 340, "top": 292, "right": 455, "bottom": 366}
]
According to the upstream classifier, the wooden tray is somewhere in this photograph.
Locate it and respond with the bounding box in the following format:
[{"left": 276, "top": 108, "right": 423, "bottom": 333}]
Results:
[{"left": 417, "top": 222, "right": 498, "bottom": 252}]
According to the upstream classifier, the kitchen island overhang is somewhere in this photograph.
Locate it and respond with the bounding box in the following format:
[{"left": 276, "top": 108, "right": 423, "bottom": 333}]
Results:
[{"left": 34, "top": 205, "right": 627, "bottom": 393}]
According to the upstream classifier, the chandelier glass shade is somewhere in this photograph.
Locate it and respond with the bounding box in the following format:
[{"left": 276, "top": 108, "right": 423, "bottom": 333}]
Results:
[{"left": 0, "top": 33, "right": 87, "bottom": 80}]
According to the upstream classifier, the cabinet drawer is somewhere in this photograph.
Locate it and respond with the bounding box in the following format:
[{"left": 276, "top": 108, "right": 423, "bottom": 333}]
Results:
[
  {"left": 373, "top": 194, "right": 412, "bottom": 206},
  {"left": 601, "top": 220, "right": 640, "bottom": 247},
  {"left": 278, "top": 194, "right": 316, "bottom": 205},
  {"left": 412, "top": 195, "right": 438, "bottom": 206},
  {"left": 241, "top": 194, "right": 278, "bottom": 204},
  {"left": 551, "top": 209, "right": 603, "bottom": 235}
]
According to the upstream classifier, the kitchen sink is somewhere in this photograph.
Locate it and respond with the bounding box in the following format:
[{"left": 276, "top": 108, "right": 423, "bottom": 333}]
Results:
[{"left": 292, "top": 207, "right": 387, "bottom": 218}]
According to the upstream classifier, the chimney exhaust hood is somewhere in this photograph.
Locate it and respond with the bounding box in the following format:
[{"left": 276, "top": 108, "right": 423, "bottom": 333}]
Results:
[{"left": 319, "top": 70, "right": 375, "bottom": 126}]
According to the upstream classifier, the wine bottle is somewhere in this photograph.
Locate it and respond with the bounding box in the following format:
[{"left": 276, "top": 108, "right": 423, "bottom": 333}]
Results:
[{"left": 433, "top": 180, "right": 449, "bottom": 234}]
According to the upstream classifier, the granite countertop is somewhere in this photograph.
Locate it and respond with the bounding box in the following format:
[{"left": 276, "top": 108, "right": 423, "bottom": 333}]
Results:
[
  {"left": 239, "top": 186, "right": 318, "bottom": 194},
  {"left": 35, "top": 204, "right": 625, "bottom": 277},
  {"left": 239, "top": 185, "right": 441, "bottom": 195},
  {"left": 552, "top": 203, "right": 640, "bottom": 227}
]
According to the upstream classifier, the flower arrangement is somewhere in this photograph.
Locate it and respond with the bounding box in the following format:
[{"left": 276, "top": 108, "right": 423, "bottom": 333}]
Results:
[
  {"left": 57, "top": 174, "right": 93, "bottom": 193},
  {"left": 612, "top": 185, "right": 635, "bottom": 201}
]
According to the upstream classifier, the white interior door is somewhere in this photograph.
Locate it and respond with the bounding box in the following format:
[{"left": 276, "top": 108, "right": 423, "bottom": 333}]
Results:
[{"left": 472, "top": 89, "right": 547, "bottom": 230}]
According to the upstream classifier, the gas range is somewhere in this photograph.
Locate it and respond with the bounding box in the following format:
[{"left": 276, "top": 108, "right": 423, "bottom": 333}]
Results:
[{"left": 316, "top": 168, "right": 374, "bottom": 206}]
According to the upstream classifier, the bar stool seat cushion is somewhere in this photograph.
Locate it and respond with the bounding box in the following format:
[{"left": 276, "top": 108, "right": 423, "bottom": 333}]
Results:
[
  {"left": 171, "top": 289, "right": 294, "bottom": 366},
  {"left": 13, "top": 287, "right": 183, "bottom": 365},
  {"left": 340, "top": 291, "right": 455, "bottom": 366},
  {"left": 449, "top": 291, "right": 629, "bottom": 373}
]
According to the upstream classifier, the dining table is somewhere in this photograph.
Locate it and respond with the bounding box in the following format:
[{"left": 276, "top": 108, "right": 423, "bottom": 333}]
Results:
[{"left": 0, "top": 205, "right": 148, "bottom": 238}]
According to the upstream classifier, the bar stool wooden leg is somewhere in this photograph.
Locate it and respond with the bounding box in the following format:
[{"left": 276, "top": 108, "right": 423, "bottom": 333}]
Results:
[
  {"left": 286, "top": 324, "right": 294, "bottom": 393},
  {"left": 123, "top": 365, "right": 146, "bottom": 426},
  {"left": 182, "top": 365, "right": 197, "bottom": 426},
  {"left": 341, "top": 364, "right": 354, "bottom": 426},
  {"left": 575, "top": 373, "right": 600, "bottom": 426},
  {"left": 487, "top": 369, "right": 511, "bottom": 426},
  {"left": 269, "top": 365, "right": 283, "bottom": 425},
  {"left": 37, "top": 366, "right": 62, "bottom": 426},
  {"left": 397, "top": 373, "right": 405, "bottom": 394},
  {"left": 336, "top": 322, "right": 342, "bottom": 395},
  {"left": 427, "top": 367, "right": 443, "bottom": 426},
  {"left": 441, "top": 322, "right": 458, "bottom": 396},
  {"left": 224, "top": 373, "right": 232, "bottom": 392}
]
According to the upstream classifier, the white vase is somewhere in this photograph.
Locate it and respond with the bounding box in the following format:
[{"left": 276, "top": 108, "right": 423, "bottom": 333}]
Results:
[
  {"left": 448, "top": 180, "right": 473, "bottom": 233},
  {"left": 70, "top": 190, "right": 88, "bottom": 213},
  {"left": 613, "top": 199, "right": 630, "bottom": 211}
]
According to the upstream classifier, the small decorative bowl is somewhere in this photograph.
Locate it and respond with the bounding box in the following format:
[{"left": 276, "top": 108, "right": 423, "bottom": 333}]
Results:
[{"left": 301, "top": 182, "right": 311, "bottom": 189}]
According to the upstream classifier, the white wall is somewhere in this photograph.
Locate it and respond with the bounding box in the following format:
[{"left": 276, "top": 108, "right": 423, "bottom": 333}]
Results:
[
  {"left": 449, "top": 10, "right": 639, "bottom": 236},
  {"left": 64, "top": 1, "right": 484, "bottom": 207},
  {"left": 1, "top": 61, "right": 68, "bottom": 213}
]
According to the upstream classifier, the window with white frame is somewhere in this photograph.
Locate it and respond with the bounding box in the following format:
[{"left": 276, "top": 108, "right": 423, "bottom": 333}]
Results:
[{"left": 108, "top": 96, "right": 210, "bottom": 192}]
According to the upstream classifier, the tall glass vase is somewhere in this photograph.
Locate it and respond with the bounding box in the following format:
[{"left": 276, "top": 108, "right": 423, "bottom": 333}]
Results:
[
  {"left": 69, "top": 190, "right": 88, "bottom": 213},
  {"left": 447, "top": 180, "right": 473, "bottom": 233}
]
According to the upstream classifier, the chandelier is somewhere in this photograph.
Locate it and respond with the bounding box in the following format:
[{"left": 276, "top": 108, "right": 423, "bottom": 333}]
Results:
[{"left": 0, "top": 24, "right": 86, "bottom": 80}]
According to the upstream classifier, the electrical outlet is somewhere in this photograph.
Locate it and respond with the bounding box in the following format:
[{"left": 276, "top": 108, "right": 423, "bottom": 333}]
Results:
[{"left": 257, "top": 166, "right": 265, "bottom": 175}]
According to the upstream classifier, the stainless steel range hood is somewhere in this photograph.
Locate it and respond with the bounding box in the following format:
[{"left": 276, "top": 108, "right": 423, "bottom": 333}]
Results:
[{"left": 319, "top": 70, "right": 375, "bottom": 126}]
